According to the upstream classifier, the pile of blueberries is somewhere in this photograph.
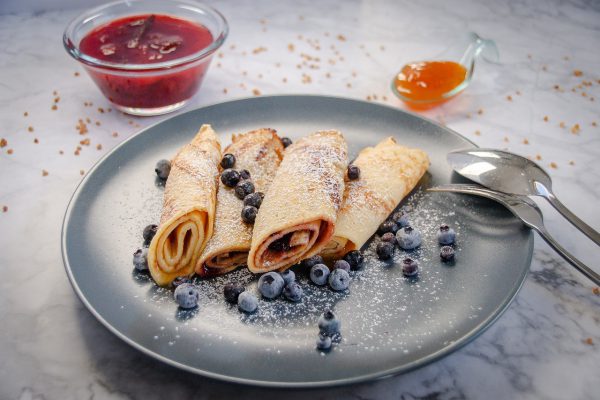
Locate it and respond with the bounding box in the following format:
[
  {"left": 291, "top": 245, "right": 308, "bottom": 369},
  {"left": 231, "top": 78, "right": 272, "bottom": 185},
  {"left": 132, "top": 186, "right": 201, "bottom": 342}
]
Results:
[
  {"left": 316, "top": 310, "right": 341, "bottom": 351},
  {"left": 219, "top": 152, "right": 264, "bottom": 224},
  {"left": 304, "top": 251, "right": 362, "bottom": 291}
]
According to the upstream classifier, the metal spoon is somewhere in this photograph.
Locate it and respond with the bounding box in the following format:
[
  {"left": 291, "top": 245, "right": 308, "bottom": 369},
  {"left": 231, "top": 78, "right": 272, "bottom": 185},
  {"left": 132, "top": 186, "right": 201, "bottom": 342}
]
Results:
[
  {"left": 428, "top": 184, "right": 600, "bottom": 285},
  {"left": 447, "top": 149, "right": 600, "bottom": 246}
]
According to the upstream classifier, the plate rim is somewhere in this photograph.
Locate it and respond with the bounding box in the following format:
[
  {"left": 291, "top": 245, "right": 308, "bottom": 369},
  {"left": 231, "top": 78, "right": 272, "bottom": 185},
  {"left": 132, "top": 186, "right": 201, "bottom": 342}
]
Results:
[{"left": 61, "top": 94, "right": 533, "bottom": 388}]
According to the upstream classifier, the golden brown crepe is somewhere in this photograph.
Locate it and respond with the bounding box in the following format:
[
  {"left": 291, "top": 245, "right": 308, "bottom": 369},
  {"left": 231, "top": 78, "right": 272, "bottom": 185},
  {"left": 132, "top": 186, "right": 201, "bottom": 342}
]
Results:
[
  {"left": 196, "top": 128, "right": 284, "bottom": 277},
  {"left": 248, "top": 130, "right": 348, "bottom": 273},
  {"left": 321, "top": 137, "right": 429, "bottom": 259},
  {"left": 148, "top": 124, "right": 221, "bottom": 286}
]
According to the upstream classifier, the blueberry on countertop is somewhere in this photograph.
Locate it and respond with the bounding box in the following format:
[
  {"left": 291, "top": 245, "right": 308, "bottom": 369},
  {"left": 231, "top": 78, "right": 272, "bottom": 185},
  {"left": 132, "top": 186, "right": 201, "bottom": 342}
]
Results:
[
  {"left": 333, "top": 259, "right": 351, "bottom": 272},
  {"left": 396, "top": 226, "right": 422, "bottom": 250},
  {"left": 377, "top": 220, "right": 399, "bottom": 235},
  {"left": 376, "top": 241, "right": 394, "bottom": 260},
  {"left": 224, "top": 283, "right": 245, "bottom": 304},
  {"left": 235, "top": 180, "right": 255, "bottom": 200},
  {"left": 437, "top": 224, "right": 456, "bottom": 245},
  {"left": 221, "top": 169, "right": 240, "bottom": 188},
  {"left": 172, "top": 276, "right": 191, "bottom": 287},
  {"left": 239, "top": 169, "right": 251, "bottom": 180},
  {"left": 133, "top": 247, "right": 149, "bottom": 271},
  {"left": 401, "top": 257, "right": 419, "bottom": 277},
  {"left": 281, "top": 137, "right": 293, "bottom": 148},
  {"left": 243, "top": 192, "right": 263, "bottom": 209},
  {"left": 258, "top": 271, "right": 285, "bottom": 299},
  {"left": 155, "top": 159, "right": 171, "bottom": 180},
  {"left": 440, "top": 245, "right": 455, "bottom": 261},
  {"left": 283, "top": 282, "right": 303, "bottom": 302},
  {"left": 302, "top": 255, "right": 324, "bottom": 269},
  {"left": 237, "top": 291, "right": 258, "bottom": 313},
  {"left": 280, "top": 269, "right": 295, "bottom": 285},
  {"left": 241, "top": 206, "right": 258, "bottom": 224},
  {"left": 310, "top": 264, "right": 330, "bottom": 286},
  {"left": 381, "top": 232, "right": 397, "bottom": 244},
  {"left": 347, "top": 164, "right": 360, "bottom": 180},
  {"left": 220, "top": 153, "right": 236, "bottom": 169},
  {"left": 328, "top": 268, "right": 350, "bottom": 291},
  {"left": 343, "top": 250, "right": 364, "bottom": 270},
  {"left": 392, "top": 210, "right": 410, "bottom": 228},
  {"left": 316, "top": 333, "right": 332, "bottom": 351},
  {"left": 174, "top": 283, "right": 199, "bottom": 309},
  {"left": 318, "top": 310, "right": 340, "bottom": 335},
  {"left": 142, "top": 224, "right": 158, "bottom": 243}
]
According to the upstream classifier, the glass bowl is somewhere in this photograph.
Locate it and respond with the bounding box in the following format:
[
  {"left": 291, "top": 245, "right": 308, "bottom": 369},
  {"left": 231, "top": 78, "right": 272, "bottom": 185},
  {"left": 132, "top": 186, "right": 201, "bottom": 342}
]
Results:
[{"left": 64, "top": 0, "right": 228, "bottom": 116}]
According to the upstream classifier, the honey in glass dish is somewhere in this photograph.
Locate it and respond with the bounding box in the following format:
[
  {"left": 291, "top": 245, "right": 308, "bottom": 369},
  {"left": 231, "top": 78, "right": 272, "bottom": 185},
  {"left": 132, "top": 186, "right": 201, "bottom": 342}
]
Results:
[{"left": 394, "top": 61, "right": 467, "bottom": 106}]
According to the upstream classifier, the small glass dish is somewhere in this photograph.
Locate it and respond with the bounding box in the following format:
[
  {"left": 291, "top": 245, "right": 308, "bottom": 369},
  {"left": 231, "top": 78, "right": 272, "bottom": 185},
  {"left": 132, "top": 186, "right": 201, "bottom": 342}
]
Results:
[
  {"left": 64, "top": 0, "right": 228, "bottom": 116},
  {"left": 391, "top": 32, "right": 499, "bottom": 110}
]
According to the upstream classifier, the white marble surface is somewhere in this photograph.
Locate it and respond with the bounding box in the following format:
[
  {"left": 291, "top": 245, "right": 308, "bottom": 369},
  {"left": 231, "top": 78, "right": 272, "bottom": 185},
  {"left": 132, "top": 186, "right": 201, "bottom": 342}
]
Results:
[{"left": 1, "top": 0, "right": 599, "bottom": 399}]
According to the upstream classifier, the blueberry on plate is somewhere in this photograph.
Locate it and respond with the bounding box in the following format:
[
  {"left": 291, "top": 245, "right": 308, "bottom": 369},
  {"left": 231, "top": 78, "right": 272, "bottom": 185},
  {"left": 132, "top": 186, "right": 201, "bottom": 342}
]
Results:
[
  {"left": 376, "top": 241, "right": 394, "bottom": 260},
  {"left": 316, "top": 333, "right": 332, "bottom": 351},
  {"left": 401, "top": 257, "right": 419, "bottom": 277},
  {"left": 235, "top": 180, "right": 255, "bottom": 200},
  {"left": 440, "top": 245, "right": 455, "bottom": 261},
  {"left": 172, "top": 276, "right": 191, "bottom": 287},
  {"left": 220, "top": 153, "right": 236, "bottom": 169},
  {"left": 343, "top": 250, "right": 364, "bottom": 270},
  {"left": 283, "top": 282, "right": 303, "bottom": 302},
  {"left": 237, "top": 291, "right": 258, "bottom": 313},
  {"left": 381, "top": 232, "right": 397, "bottom": 244},
  {"left": 318, "top": 310, "right": 340, "bottom": 335},
  {"left": 174, "top": 283, "right": 199, "bottom": 309},
  {"left": 437, "top": 224, "right": 456, "bottom": 245},
  {"left": 396, "top": 226, "right": 422, "bottom": 250},
  {"left": 155, "top": 159, "right": 171, "bottom": 180},
  {"left": 377, "top": 220, "right": 398, "bottom": 235},
  {"left": 258, "top": 271, "right": 285, "bottom": 299},
  {"left": 391, "top": 210, "right": 410, "bottom": 228},
  {"left": 243, "top": 192, "right": 263, "bottom": 209},
  {"left": 239, "top": 169, "right": 251, "bottom": 180},
  {"left": 241, "top": 205, "right": 258, "bottom": 224},
  {"left": 224, "top": 283, "right": 245, "bottom": 304},
  {"left": 328, "top": 268, "right": 350, "bottom": 291},
  {"left": 133, "top": 247, "right": 148, "bottom": 271},
  {"left": 280, "top": 269, "right": 295, "bottom": 285},
  {"left": 347, "top": 164, "right": 360, "bottom": 180},
  {"left": 333, "top": 259, "right": 351, "bottom": 272},
  {"left": 302, "top": 255, "right": 325, "bottom": 269},
  {"left": 221, "top": 169, "right": 240, "bottom": 188},
  {"left": 281, "top": 137, "right": 293, "bottom": 148},
  {"left": 142, "top": 224, "right": 158, "bottom": 243},
  {"left": 310, "top": 264, "right": 330, "bottom": 286}
]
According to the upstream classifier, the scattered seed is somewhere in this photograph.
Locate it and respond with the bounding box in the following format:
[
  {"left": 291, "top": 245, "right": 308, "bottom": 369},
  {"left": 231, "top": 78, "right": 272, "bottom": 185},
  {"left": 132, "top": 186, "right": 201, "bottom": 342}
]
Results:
[
  {"left": 252, "top": 89, "right": 261, "bottom": 96},
  {"left": 7, "top": 149, "right": 13, "bottom": 155},
  {"left": 543, "top": 116, "right": 549, "bottom": 122},
  {"left": 112, "top": 132, "right": 118, "bottom": 137},
  {"left": 559, "top": 122, "right": 566, "bottom": 129},
  {"left": 2, "top": 206, "right": 7, "bottom": 212},
  {"left": 42, "top": 170, "right": 49, "bottom": 176},
  {"left": 337, "top": 34, "right": 346, "bottom": 41},
  {"left": 28, "top": 126, "right": 34, "bottom": 132},
  {"left": 584, "top": 337, "right": 594, "bottom": 345},
  {"left": 549, "top": 162, "right": 558, "bottom": 169},
  {"left": 506, "top": 95, "right": 513, "bottom": 101},
  {"left": 477, "top": 108, "right": 483, "bottom": 115},
  {"left": 59, "top": 150, "right": 64, "bottom": 155},
  {"left": 593, "top": 287, "right": 600, "bottom": 295},
  {"left": 80, "top": 170, "right": 85, "bottom": 176},
  {"left": 51, "top": 105, "right": 57, "bottom": 111},
  {"left": 23, "top": 112, "right": 28, "bottom": 117},
  {"left": 573, "top": 70, "right": 583, "bottom": 77},
  {"left": 569, "top": 161, "right": 575, "bottom": 166},
  {"left": 475, "top": 130, "right": 481, "bottom": 136},
  {"left": 33, "top": 138, "right": 39, "bottom": 144},
  {"left": 96, "top": 144, "right": 102, "bottom": 150},
  {"left": 523, "top": 138, "right": 529, "bottom": 144},
  {"left": 80, "top": 138, "right": 90, "bottom": 146},
  {"left": 74, "top": 72, "right": 80, "bottom": 77},
  {"left": 535, "top": 154, "right": 542, "bottom": 160},
  {"left": 571, "top": 124, "right": 580, "bottom": 134},
  {"left": 0, "top": 138, "right": 6, "bottom": 148}
]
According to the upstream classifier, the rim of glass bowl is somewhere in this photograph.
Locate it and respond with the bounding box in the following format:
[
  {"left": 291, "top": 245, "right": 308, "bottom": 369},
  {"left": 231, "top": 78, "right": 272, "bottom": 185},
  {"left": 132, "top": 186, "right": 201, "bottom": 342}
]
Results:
[{"left": 63, "top": 0, "right": 228, "bottom": 71}]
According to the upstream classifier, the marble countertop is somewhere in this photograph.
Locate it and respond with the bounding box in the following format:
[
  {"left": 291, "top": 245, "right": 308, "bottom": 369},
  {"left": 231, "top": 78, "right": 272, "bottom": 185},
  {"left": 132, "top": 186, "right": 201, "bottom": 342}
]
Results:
[{"left": 1, "top": 0, "right": 599, "bottom": 399}]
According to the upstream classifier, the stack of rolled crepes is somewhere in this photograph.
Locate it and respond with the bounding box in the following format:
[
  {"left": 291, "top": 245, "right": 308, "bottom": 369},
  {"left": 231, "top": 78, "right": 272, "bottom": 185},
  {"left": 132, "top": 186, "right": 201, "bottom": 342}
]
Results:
[
  {"left": 248, "top": 130, "right": 348, "bottom": 273},
  {"left": 321, "top": 137, "right": 430, "bottom": 259},
  {"left": 148, "top": 124, "right": 221, "bottom": 286},
  {"left": 196, "top": 128, "right": 285, "bottom": 277}
]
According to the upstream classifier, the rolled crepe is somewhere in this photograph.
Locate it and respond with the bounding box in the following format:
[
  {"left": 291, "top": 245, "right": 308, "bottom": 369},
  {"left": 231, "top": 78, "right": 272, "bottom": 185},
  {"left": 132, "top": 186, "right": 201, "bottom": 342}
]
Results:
[
  {"left": 196, "top": 128, "right": 285, "bottom": 277},
  {"left": 248, "top": 130, "right": 348, "bottom": 273},
  {"left": 321, "top": 137, "right": 429, "bottom": 259},
  {"left": 148, "top": 124, "right": 221, "bottom": 286}
]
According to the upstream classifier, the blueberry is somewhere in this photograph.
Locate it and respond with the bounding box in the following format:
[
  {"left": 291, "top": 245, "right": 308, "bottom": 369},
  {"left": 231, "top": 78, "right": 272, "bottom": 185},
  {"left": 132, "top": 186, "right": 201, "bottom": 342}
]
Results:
[
  {"left": 377, "top": 220, "right": 399, "bottom": 235},
  {"left": 347, "top": 164, "right": 360, "bottom": 180},
  {"left": 376, "top": 241, "right": 394, "bottom": 260},
  {"left": 381, "top": 232, "right": 397, "bottom": 244},
  {"left": 392, "top": 210, "right": 410, "bottom": 228},
  {"left": 437, "top": 224, "right": 456, "bottom": 245},
  {"left": 343, "top": 250, "right": 364, "bottom": 270},
  {"left": 243, "top": 192, "right": 263, "bottom": 209},
  {"left": 221, "top": 168, "right": 240, "bottom": 187},
  {"left": 237, "top": 291, "right": 258, "bottom": 313},
  {"left": 155, "top": 159, "right": 171, "bottom": 180},
  {"left": 241, "top": 205, "right": 258, "bottom": 224},
  {"left": 142, "top": 224, "right": 158, "bottom": 243},
  {"left": 239, "top": 169, "right": 251, "bottom": 180},
  {"left": 440, "top": 245, "right": 455, "bottom": 261},
  {"left": 318, "top": 310, "right": 340, "bottom": 335},
  {"left": 281, "top": 137, "right": 293, "bottom": 148},
  {"left": 133, "top": 247, "right": 148, "bottom": 271},
  {"left": 310, "top": 264, "right": 330, "bottom": 285},
  {"left": 401, "top": 257, "right": 419, "bottom": 277},
  {"left": 220, "top": 153, "right": 236, "bottom": 169},
  {"left": 302, "top": 255, "right": 325, "bottom": 269},
  {"left": 224, "top": 283, "right": 245, "bottom": 304},
  {"left": 235, "top": 180, "right": 255, "bottom": 200},
  {"left": 316, "top": 333, "right": 332, "bottom": 351},
  {"left": 280, "top": 269, "right": 295, "bottom": 285},
  {"left": 328, "top": 268, "right": 350, "bottom": 291},
  {"left": 333, "top": 259, "right": 351, "bottom": 272},
  {"left": 172, "top": 276, "right": 191, "bottom": 287},
  {"left": 283, "top": 282, "right": 303, "bottom": 302},
  {"left": 396, "top": 226, "right": 422, "bottom": 250},
  {"left": 258, "top": 271, "right": 285, "bottom": 299},
  {"left": 174, "top": 283, "right": 199, "bottom": 308}
]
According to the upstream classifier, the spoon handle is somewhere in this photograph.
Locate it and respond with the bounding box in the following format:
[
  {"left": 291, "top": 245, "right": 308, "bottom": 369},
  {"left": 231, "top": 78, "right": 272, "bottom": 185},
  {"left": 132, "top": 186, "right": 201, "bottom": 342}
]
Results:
[
  {"left": 534, "top": 226, "right": 600, "bottom": 285},
  {"left": 545, "top": 194, "right": 600, "bottom": 246}
]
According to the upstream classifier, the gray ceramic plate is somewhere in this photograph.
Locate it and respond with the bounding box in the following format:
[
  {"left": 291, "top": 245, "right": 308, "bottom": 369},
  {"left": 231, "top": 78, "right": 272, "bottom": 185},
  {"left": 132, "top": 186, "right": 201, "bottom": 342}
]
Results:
[{"left": 62, "top": 95, "right": 533, "bottom": 388}]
